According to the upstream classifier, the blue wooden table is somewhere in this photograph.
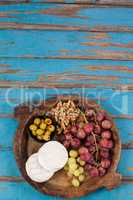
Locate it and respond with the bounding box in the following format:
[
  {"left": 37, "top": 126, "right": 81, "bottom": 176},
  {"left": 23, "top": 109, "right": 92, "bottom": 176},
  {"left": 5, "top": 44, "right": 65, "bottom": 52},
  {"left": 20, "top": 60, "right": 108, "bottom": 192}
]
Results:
[{"left": 0, "top": 0, "right": 133, "bottom": 199}]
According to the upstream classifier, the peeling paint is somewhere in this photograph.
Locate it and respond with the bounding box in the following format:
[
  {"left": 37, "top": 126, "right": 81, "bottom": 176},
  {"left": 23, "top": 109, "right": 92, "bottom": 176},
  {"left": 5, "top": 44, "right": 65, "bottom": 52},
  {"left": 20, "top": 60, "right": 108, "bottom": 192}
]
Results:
[
  {"left": 38, "top": 5, "right": 88, "bottom": 19},
  {"left": 0, "top": 69, "right": 21, "bottom": 74},
  {"left": 81, "top": 41, "right": 133, "bottom": 48},
  {"left": 84, "top": 33, "right": 110, "bottom": 40},
  {"left": 84, "top": 65, "right": 133, "bottom": 73},
  {"left": 128, "top": 168, "right": 133, "bottom": 171}
]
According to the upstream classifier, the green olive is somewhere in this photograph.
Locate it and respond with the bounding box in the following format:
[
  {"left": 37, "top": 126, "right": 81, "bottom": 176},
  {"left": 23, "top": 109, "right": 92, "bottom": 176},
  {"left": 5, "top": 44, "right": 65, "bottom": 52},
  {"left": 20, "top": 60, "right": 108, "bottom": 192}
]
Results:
[
  {"left": 40, "top": 123, "right": 47, "bottom": 130},
  {"left": 45, "top": 130, "right": 51, "bottom": 136},
  {"left": 44, "top": 118, "right": 52, "bottom": 125},
  {"left": 47, "top": 125, "right": 55, "bottom": 132},
  {"left": 34, "top": 118, "right": 41, "bottom": 125},
  {"left": 36, "top": 129, "right": 44, "bottom": 136},
  {"left": 42, "top": 134, "right": 50, "bottom": 141},
  {"left": 29, "top": 124, "right": 37, "bottom": 131}
]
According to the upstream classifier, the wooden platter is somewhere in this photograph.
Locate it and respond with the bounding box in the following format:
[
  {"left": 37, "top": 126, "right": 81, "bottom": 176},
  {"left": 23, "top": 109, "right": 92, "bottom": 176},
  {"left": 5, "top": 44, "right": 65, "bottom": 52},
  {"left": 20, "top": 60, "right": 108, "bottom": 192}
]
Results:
[{"left": 14, "top": 95, "right": 122, "bottom": 199}]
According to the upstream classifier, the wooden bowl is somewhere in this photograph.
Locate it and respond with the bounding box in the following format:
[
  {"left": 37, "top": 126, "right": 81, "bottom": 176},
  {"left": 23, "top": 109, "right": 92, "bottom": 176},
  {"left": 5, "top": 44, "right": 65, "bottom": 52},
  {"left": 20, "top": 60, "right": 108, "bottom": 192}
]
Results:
[{"left": 14, "top": 95, "right": 122, "bottom": 199}]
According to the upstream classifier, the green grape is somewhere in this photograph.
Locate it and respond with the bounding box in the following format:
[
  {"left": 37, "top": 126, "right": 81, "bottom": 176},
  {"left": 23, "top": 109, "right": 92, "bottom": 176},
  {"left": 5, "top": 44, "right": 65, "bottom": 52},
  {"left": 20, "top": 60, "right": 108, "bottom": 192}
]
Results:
[
  {"left": 69, "top": 150, "right": 78, "bottom": 158},
  {"left": 74, "top": 169, "right": 80, "bottom": 177},
  {"left": 79, "top": 174, "right": 85, "bottom": 182},
  {"left": 72, "top": 178, "right": 80, "bottom": 187}
]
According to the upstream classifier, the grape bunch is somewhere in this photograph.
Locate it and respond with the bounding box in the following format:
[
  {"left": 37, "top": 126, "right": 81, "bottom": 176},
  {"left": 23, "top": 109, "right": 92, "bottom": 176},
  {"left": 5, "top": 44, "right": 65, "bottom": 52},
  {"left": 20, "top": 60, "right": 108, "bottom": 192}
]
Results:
[{"left": 61, "top": 107, "right": 114, "bottom": 179}]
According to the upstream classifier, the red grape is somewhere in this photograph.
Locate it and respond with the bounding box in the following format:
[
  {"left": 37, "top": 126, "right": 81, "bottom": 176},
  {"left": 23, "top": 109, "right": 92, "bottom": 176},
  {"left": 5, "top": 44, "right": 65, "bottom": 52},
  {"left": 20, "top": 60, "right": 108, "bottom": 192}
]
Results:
[
  {"left": 89, "top": 167, "right": 99, "bottom": 177},
  {"left": 65, "top": 133, "right": 72, "bottom": 140},
  {"left": 77, "top": 129, "right": 86, "bottom": 139},
  {"left": 98, "top": 167, "right": 106, "bottom": 176},
  {"left": 107, "top": 140, "right": 114, "bottom": 149},
  {"left": 79, "top": 147, "right": 88, "bottom": 155},
  {"left": 85, "top": 141, "right": 91, "bottom": 147},
  {"left": 96, "top": 111, "right": 105, "bottom": 122},
  {"left": 101, "top": 159, "right": 111, "bottom": 169},
  {"left": 63, "top": 140, "right": 70, "bottom": 149},
  {"left": 80, "top": 152, "right": 92, "bottom": 162},
  {"left": 87, "top": 157, "right": 95, "bottom": 165},
  {"left": 101, "top": 147, "right": 110, "bottom": 152},
  {"left": 100, "top": 150, "right": 109, "bottom": 158},
  {"left": 85, "top": 164, "right": 92, "bottom": 171},
  {"left": 64, "top": 129, "right": 70, "bottom": 135},
  {"left": 100, "top": 139, "right": 113, "bottom": 149},
  {"left": 101, "top": 131, "right": 111, "bottom": 139},
  {"left": 71, "top": 138, "right": 80, "bottom": 148},
  {"left": 71, "top": 125, "right": 78, "bottom": 134},
  {"left": 84, "top": 123, "right": 94, "bottom": 134},
  {"left": 86, "top": 135, "right": 95, "bottom": 145},
  {"left": 88, "top": 145, "right": 96, "bottom": 153},
  {"left": 100, "top": 139, "right": 108, "bottom": 148},
  {"left": 102, "top": 120, "right": 112, "bottom": 129},
  {"left": 85, "top": 109, "right": 95, "bottom": 117}
]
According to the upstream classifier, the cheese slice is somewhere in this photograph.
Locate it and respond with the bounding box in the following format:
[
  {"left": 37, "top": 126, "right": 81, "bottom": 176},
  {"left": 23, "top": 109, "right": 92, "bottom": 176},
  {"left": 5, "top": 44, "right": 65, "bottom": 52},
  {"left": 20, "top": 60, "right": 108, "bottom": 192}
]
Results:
[
  {"left": 26, "top": 153, "right": 54, "bottom": 183},
  {"left": 38, "top": 141, "right": 68, "bottom": 172}
]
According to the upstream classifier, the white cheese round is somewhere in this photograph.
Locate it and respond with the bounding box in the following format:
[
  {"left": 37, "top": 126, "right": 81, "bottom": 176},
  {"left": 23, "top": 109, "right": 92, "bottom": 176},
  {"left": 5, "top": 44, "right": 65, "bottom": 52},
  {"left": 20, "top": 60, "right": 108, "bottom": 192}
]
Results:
[
  {"left": 38, "top": 141, "right": 68, "bottom": 172},
  {"left": 25, "top": 153, "right": 54, "bottom": 183}
]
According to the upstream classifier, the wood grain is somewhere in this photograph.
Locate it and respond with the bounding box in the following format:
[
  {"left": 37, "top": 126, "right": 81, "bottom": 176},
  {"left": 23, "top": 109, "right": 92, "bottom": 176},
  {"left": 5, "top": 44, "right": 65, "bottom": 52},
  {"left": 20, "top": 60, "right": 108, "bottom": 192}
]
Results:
[
  {"left": 1, "top": 23, "right": 133, "bottom": 32},
  {"left": 1, "top": 80, "right": 133, "bottom": 91},
  {"left": 0, "top": 176, "right": 24, "bottom": 182},
  {"left": 1, "top": 0, "right": 133, "bottom": 6},
  {"left": 91, "top": 0, "right": 133, "bottom": 6},
  {"left": 0, "top": 5, "right": 132, "bottom": 32},
  {"left": 0, "top": 59, "right": 132, "bottom": 76},
  {"left": 1, "top": 31, "right": 133, "bottom": 61}
]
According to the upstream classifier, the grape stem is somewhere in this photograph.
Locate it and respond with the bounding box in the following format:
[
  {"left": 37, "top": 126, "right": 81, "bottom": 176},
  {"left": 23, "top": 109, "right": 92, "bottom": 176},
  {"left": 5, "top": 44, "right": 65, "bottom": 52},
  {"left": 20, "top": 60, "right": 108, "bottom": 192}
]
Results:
[
  {"left": 80, "top": 111, "right": 88, "bottom": 124},
  {"left": 94, "top": 113, "right": 98, "bottom": 125},
  {"left": 91, "top": 131, "right": 99, "bottom": 162}
]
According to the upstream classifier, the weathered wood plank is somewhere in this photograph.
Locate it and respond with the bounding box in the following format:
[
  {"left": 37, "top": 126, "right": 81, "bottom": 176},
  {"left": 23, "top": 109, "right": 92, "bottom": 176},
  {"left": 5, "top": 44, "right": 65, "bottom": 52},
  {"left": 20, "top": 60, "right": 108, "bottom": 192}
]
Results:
[
  {"left": 1, "top": 59, "right": 133, "bottom": 83},
  {"left": 0, "top": 59, "right": 133, "bottom": 76},
  {"left": 0, "top": 176, "right": 24, "bottom": 182},
  {"left": 0, "top": 118, "right": 18, "bottom": 147},
  {"left": 1, "top": 31, "right": 133, "bottom": 60},
  {"left": 1, "top": 81, "right": 133, "bottom": 91},
  {"left": 1, "top": 23, "right": 133, "bottom": 32},
  {"left": 93, "top": 0, "right": 133, "bottom": 6},
  {"left": 0, "top": 151, "right": 20, "bottom": 177},
  {"left": 1, "top": 0, "right": 133, "bottom": 6},
  {"left": 0, "top": 5, "right": 133, "bottom": 32}
]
